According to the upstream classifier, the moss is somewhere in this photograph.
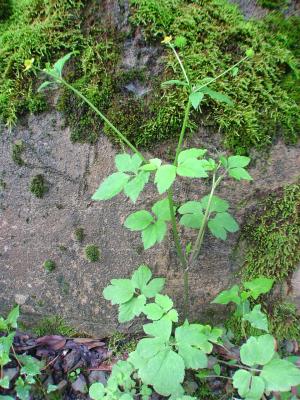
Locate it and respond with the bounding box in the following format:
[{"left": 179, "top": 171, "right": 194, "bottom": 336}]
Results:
[
  {"left": 0, "top": 0, "right": 12, "bottom": 20},
  {"left": 30, "top": 174, "right": 47, "bottom": 198},
  {"left": 108, "top": 332, "right": 137, "bottom": 357},
  {"left": 0, "top": 0, "right": 84, "bottom": 126},
  {"left": 257, "top": 0, "right": 289, "bottom": 9},
  {"left": 128, "top": 0, "right": 300, "bottom": 152},
  {"left": 242, "top": 183, "right": 300, "bottom": 281},
  {"left": 11, "top": 140, "right": 25, "bottom": 166},
  {"left": 74, "top": 227, "right": 85, "bottom": 243},
  {"left": 33, "top": 315, "right": 77, "bottom": 337},
  {"left": 84, "top": 244, "right": 100, "bottom": 262},
  {"left": 43, "top": 259, "right": 56, "bottom": 272}
]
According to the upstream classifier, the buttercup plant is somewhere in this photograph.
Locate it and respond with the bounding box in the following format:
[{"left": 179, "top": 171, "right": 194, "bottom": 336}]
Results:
[{"left": 34, "top": 37, "right": 253, "bottom": 316}]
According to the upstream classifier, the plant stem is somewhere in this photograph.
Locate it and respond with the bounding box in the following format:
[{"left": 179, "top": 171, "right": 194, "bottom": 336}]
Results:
[
  {"left": 174, "top": 100, "right": 191, "bottom": 165},
  {"left": 189, "top": 173, "right": 223, "bottom": 265},
  {"left": 170, "top": 45, "right": 190, "bottom": 86},
  {"left": 44, "top": 71, "right": 145, "bottom": 162},
  {"left": 218, "top": 360, "right": 261, "bottom": 373}
]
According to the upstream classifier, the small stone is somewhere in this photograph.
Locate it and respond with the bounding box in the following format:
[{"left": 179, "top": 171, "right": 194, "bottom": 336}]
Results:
[
  {"left": 71, "top": 374, "right": 88, "bottom": 394},
  {"left": 4, "top": 367, "right": 19, "bottom": 381},
  {"left": 88, "top": 370, "right": 108, "bottom": 386},
  {"left": 184, "top": 380, "right": 198, "bottom": 395},
  {"left": 14, "top": 294, "right": 28, "bottom": 305}
]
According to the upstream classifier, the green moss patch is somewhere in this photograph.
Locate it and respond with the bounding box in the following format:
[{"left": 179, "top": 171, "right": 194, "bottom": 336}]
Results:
[
  {"left": 43, "top": 259, "right": 56, "bottom": 272},
  {"left": 84, "top": 244, "right": 100, "bottom": 262},
  {"left": 11, "top": 139, "right": 25, "bottom": 166},
  {"left": 242, "top": 183, "right": 300, "bottom": 280},
  {"left": 33, "top": 315, "right": 77, "bottom": 337},
  {"left": 30, "top": 174, "right": 47, "bottom": 198},
  {"left": 127, "top": 0, "right": 300, "bottom": 152}
]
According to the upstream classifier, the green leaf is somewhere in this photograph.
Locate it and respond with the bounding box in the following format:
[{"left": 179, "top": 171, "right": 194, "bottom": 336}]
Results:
[
  {"left": 0, "top": 376, "right": 9, "bottom": 389},
  {"left": 175, "top": 324, "right": 208, "bottom": 369},
  {"left": 229, "top": 167, "right": 253, "bottom": 181},
  {"left": 178, "top": 201, "right": 202, "bottom": 215},
  {"left": 142, "top": 278, "right": 165, "bottom": 298},
  {"left": 228, "top": 155, "right": 251, "bottom": 168},
  {"left": 162, "top": 79, "right": 188, "bottom": 87},
  {"left": 178, "top": 201, "right": 204, "bottom": 229},
  {"left": 53, "top": 52, "right": 73, "bottom": 77},
  {"left": 243, "top": 277, "right": 274, "bottom": 300},
  {"left": 143, "top": 319, "right": 173, "bottom": 342},
  {"left": 0, "top": 395, "right": 14, "bottom": 400},
  {"left": 47, "top": 384, "right": 59, "bottom": 394},
  {"left": 132, "top": 265, "right": 152, "bottom": 290},
  {"left": 212, "top": 285, "right": 241, "bottom": 305},
  {"left": 18, "top": 355, "right": 44, "bottom": 376},
  {"left": 213, "top": 364, "right": 221, "bottom": 376},
  {"left": 200, "top": 195, "right": 229, "bottom": 213},
  {"left": 0, "top": 333, "right": 14, "bottom": 367},
  {"left": 124, "top": 171, "right": 150, "bottom": 203},
  {"left": 142, "top": 220, "right": 167, "bottom": 249},
  {"left": 124, "top": 210, "right": 153, "bottom": 231},
  {"left": 140, "top": 158, "right": 162, "bottom": 171},
  {"left": 261, "top": 359, "right": 300, "bottom": 392},
  {"left": 243, "top": 305, "right": 269, "bottom": 332},
  {"left": 232, "top": 67, "right": 239, "bottom": 77},
  {"left": 103, "top": 279, "right": 135, "bottom": 305},
  {"left": 240, "top": 335, "right": 275, "bottom": 366},
  {"left": 152, "top": 198, "right": 172, "bottom": 221},
  {"left": 200, "top": 87, "right": 233, "bottom": 106},
  {"left": 6, "top": 305, "right": 19, "bottom": 329},
  {"left": 37, "top": 81, "right": 53, "bottom": 92},
  {"left": 164, "top": 309, "right": 179, "bottom": 322},
  {"left": 178, "top": 148, "right": 207, "bottom": 164},
  {"left": 115, "top": 153, "right": 143, "bottom": 173},
  {"left": 0, "top": 318, "right": 7, "bottom": 331},
  {"left": 89, "top": 382, "right": 105, "bottom": 400},
  {"left": 233, "top": 370, "right": 265, "bottom": 399},
  {"left": 92, "top": 172, "right": 130, "bottom": 200},
  {"left": 189, "top": 91, "right": 204, "bottom": 109},
  {"left": 144, "top": 303, "right": 164, "bottom": 320},
  {"left": 177, "top": 159, "right": 208, "bottom": 178},
  {"left": 155, "top": 294, "right": 173, "bottom": 312},
  {"left": 246, "top": 48, "right": 254, "bottom": 58},
  {"left": 119, "top": 295, "right": 146, "bottom": 323},
  {"left": 208, "top": 212, "right": 239, "bottom": 240},
  {"left": 155, "top": 165, "right": 177, "bottom": 194},
  {"left": 137, "top": 347, "right": 185, "bottom": 396}
]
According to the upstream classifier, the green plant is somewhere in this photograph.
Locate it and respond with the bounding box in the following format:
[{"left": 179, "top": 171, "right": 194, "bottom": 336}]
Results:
[
  {"left": 0, "top": 0, "right": 12, "bottom": 20},
  {"left": 29, "top": 174, "right": 47, "bottom": 198},
  {"left": 33, "top": 315, "right": 77, "bottom": 337},
  {"left": 84, "top": 244, "right": 100, "bottom": 262},
  {"left": 258, "top": 0, "right": 289, "bottom": 9},
  {"left": 88, "top": 267, "right": 300, "bottom": 399},
  {"left": 43, "top": 259, "right": 56, "bottom": 272},
  {"left": 74, "top": 227, "right": 85, "bottom": 242},
  {"left": 11, "top": 140, "right": 25, "bottom": 166}
]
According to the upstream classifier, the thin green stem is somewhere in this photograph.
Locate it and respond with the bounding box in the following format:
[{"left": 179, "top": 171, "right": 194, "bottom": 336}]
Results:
[
  {"left": 218, "top": 360, "right": 261, "bottom": 373},
  {"left": 204, "top": 375, "right": 232, "bottom": 380},
  {"left": 170, "top": 45, "right": 190, "bottom": 86},
  {"left": 189, "top": 173, "right": 223, "bottom": 265},
  {"left": 43, "top": 70, "right": 145, "bottom": 162},
  {"left": 195, "top": 56, "right": 248, "bottom": 92},
  {"left": 174, "top": 100, "right": 191, "bottom": 165}
]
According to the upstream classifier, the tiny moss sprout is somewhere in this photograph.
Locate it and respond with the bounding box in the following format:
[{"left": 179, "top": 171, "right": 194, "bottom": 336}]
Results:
[
  {"left": 85, "top": 244, "right": 100, "bottom": 262},
  {"left": 43, "top": 259, "right": 56, "bottom": 272},
  {"left": 74, "top": 227, "right": 85, "bottom": 242},
  {"left": 29, "top": 174, "right": 47, "bottom": 198},
  {"left": 11, "top": 140, "right": 25, "bottom": 166}
]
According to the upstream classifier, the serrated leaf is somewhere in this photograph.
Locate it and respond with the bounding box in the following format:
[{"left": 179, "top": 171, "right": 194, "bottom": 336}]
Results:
[
  {"left": 261, "top": 359, "right": 300, "bottom": 392},
  {"left": 208, "top": 212, "right": 239, "bottom": 240},
  {"left": 155, "top": 294, "right": 173, "bottom": 312},
  {"left": 143, "top": 319, "right": 173, "bottom": 342},
  {"left": 200, "top": 87, "right": 233, "bottom": 106},
  {"left": 144, "top": 303, "right": 164, "bottom": 320},
  {"left": 155, "top": 165, "right": 177, "bottom": 194},
  {"left": 243, "top": 305, "right": 269, "bottom": 332},
  {"left": 189, "top": 91, "right": 204, "bottom": 109},
  {"left": 18, "top": 355, "right": 44, "bottom": 376},
  {"left": 243, "top": 277, "right": 274, "bottom": 300},
  {"left": 124, "top": 171, "right": 150, "bottom": 203},
  {"left": 142, "top": 278, "right": 165, "bottom": 298},
  {"left": 177, "top": 158, "right": 208, "bottom": 178},
  {"left": 212, "top": 285, "right": 241, "bottom": 305},
  {"left": 0, "top": 376, "right": 9, "bottom": 389},
  {"left": 180, "top": 214, "right": 204, "bottom": 229},
  {"left": 152, "top": 198, "right": 171, "bottom": 221},
  {"left": 240, "top": 335, "right": 275, "bottom": 366},
  {"left": 92, "top": 172, "right": 130, "bottom": 200},
  {"left": 89, "top": 382, "right": 105, "bottom": 400},
  {"left": 124, "top": 210, "right": 153, "bottom": 231},
  {"left": 200, "top": 195, "right": 229, "bottom": 213},
  {"left": 115, "top": 153, "right": 143, "bottom": 173},
  {"left": 175, "top": 323, "right": 208, "bottom": 369},
  {"left": 178, "top": 148, "right": 207, "bottom": 164},
  {"left": 228, "top": 155, "right": 251, "bottom": 168},
  {"left": 119, "top": 295, "right": 146, "bottom": 322},
  {"left": 6, "top": 305, "right": 19, "bottom": 329},
  {"left": 229, "top": 167, "right": 253, "bottom": 181},
  {"left": 53, "top": 52, "right": 73, "bottom": 77},
  {"left": 132, "top": 265, "right": 152, "bottom": 290},
  {"left": 164, "top": 309, "right": 178, "bottom": 322},
  {"left": 142, "top": 220, "right": 167, "bottom": 249},
  {"left": 103, "top": 279, "right": 135, "bottom": 305},
  {"left": 178, "top": 201, "right": 202, "bottom": 215}
]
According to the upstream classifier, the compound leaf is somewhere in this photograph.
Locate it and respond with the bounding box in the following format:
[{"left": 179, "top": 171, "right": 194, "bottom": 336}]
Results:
[
  {"left": 103, "top": 279, "right": 135, "bottom": 305},
  {"left": 119, "top": 295, "right": 146, "bottom": 323},
  {"left": 152, "top": 198, "right": 172, "bottom": 221},
  {"left": 142, "top": 278, "right": 165, "bottom": 298},
  {"left": 155, "top": 165, "right": 177, "bottom": 194},
  {"left": 201, "top": 195, "right": 229, "bottom": 213},
  {"left": 132, "top": 265, "right": 152, "bottom": 290},
  {"left": 124, "top": 171, "right": 150, "bottom": 203},
  {"left": 142, "top": 220, "right": 167, "bottom": 249},
  {"left": 178, "top": 148, "right": 207, "bottom": 164},
  {"left": 124, "top": 210, "right": 153, "bottom": 231},
  {"left": 177, "top": 158, "right": 208, "bottom": 178},
  {"left": 228, "top": 156, "right": 251, "bottom": 169},
  {"left": 92, "top": 172, "right": 130, "bottom": 201}
]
